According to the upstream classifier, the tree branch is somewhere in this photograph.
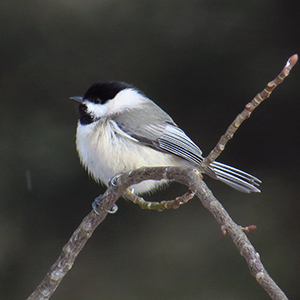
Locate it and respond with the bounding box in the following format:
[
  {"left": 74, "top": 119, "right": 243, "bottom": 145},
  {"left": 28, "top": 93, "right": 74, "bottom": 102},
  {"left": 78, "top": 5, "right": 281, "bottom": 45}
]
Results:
[
  {"left": 26, "top": 55, "right": 297, "bottom": 300},
  {"left": 123, "top": 188, "right": 195, "bottom": 211},
  {"left": 200, "top": 54, "right": 298, "bottom": 171}
]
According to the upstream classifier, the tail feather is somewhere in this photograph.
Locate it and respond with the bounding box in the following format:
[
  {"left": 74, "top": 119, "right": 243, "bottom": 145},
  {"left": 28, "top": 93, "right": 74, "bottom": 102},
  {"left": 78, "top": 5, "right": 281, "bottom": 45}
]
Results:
[{"left": 208, "top": 161, "right": 261, "bottom": 193}]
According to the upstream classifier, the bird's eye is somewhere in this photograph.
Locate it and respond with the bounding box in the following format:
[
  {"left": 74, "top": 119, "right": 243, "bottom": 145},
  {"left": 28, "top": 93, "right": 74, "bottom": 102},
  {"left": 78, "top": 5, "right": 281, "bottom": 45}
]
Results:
[{"left": 94, "top": 97, "right": 102, "bottom": 104}]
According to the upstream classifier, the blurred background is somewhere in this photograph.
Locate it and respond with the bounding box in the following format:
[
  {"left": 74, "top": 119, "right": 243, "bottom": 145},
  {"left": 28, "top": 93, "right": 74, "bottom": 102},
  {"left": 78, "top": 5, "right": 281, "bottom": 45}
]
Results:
[{"left": 1, "top": 0, "right": 300, "bottom": 299}]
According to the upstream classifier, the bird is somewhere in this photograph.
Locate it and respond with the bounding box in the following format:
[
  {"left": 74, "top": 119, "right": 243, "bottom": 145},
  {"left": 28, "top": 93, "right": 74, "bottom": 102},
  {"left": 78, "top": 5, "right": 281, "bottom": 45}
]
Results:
[{"left": 71, "top": 81, "right": 261, "bottom": 198}]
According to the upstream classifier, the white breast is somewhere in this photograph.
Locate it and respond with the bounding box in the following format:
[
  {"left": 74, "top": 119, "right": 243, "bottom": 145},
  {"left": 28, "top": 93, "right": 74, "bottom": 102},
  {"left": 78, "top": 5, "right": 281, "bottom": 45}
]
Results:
[{"left": 76, "top": 119, "right": 188, "bottom": 194}]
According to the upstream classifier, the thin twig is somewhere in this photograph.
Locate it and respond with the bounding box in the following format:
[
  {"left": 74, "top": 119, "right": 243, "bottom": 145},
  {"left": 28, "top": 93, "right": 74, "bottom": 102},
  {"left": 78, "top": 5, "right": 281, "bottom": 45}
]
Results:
[
  {"left": 200, "top": 54, "right": 298, "bottom": 171},
  {"left": 123, "top": 188, "right": 195, "bottom": 211}
]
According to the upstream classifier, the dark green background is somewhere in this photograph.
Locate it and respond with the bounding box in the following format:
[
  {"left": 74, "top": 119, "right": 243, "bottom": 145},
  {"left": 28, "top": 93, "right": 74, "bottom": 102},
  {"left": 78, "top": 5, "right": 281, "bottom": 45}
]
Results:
[{"left": 1, "top": 1, "right": 300, "bottom": 299}]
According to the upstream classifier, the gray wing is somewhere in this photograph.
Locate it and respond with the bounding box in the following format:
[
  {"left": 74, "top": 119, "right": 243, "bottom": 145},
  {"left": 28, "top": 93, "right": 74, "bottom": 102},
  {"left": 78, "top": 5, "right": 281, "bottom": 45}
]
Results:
[
  {"left": 112, "top": 101, "right": 203, "bottom": 165},
  {"left": 157, "top": 124, "right": 203, "bottom": 165},
  {"left": 112, "top": 101, "right": 261, "bottom": 193}
]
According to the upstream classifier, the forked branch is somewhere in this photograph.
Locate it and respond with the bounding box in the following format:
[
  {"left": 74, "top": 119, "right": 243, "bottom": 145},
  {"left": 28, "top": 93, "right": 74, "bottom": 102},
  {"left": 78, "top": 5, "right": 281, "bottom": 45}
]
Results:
[{"left": 26, "top": 55, "right": 297, "bottom": 300}]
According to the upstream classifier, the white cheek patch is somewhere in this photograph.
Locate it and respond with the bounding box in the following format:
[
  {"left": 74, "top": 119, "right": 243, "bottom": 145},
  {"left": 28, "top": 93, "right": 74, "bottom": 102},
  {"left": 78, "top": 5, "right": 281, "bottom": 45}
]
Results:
[
  {"left": 85, "top": 101, "right": 108, "bottom": 118},
  {"left": 84, "top": 88, "right": 148, "bottom": 119}
]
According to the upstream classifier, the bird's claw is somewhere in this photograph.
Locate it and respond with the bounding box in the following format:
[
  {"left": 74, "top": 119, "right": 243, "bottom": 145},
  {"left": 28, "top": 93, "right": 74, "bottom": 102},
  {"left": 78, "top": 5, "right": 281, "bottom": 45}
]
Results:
[
  {"left": 108, "top": 173, "right": 122, "bottom": 187},
  {"left": 92, "top": 194, "right": 118, "bottom": 215}
]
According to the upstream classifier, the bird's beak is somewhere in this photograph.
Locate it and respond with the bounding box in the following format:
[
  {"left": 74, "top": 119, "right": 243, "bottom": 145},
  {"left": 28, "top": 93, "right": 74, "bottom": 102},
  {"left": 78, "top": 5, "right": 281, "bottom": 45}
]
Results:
[{"left": 70, "top": 96, "right": 84, "bottom": 103}]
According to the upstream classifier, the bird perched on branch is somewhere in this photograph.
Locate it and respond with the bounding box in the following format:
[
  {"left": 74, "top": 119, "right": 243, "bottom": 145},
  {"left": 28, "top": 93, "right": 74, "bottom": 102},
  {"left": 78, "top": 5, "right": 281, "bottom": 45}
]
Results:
[{"left": 71, "top": 81, "right": 261, "bottom": 195}]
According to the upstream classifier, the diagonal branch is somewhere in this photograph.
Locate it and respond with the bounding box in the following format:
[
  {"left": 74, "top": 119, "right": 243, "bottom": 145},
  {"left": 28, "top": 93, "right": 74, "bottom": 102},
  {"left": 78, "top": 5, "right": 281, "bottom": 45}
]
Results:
[
  {"left": 200, "top": 54, "right": 298, "bottom": 171},
  {"left": 26, "top": 55, "right": 297, "bottom": 300}
]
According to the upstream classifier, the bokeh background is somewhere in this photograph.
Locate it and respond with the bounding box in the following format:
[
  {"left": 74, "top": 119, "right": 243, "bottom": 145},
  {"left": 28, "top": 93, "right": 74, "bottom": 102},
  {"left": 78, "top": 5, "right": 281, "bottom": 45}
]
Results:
[{"left": 1, "top": 1, "right": 300, "bottom": 299}]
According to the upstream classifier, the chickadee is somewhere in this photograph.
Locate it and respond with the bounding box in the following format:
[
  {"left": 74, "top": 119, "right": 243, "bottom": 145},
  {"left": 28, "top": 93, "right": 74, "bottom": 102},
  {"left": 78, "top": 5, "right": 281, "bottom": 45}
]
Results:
[{"left": 71, "top": 81, "right": 261, "bottom": 195}]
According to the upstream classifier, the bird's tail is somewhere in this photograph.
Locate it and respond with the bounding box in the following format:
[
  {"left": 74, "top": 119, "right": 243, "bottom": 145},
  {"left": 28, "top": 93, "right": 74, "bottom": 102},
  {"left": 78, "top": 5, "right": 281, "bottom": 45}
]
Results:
[{"left": 208, "top": 161, "right": 261, "bottom": 193}]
